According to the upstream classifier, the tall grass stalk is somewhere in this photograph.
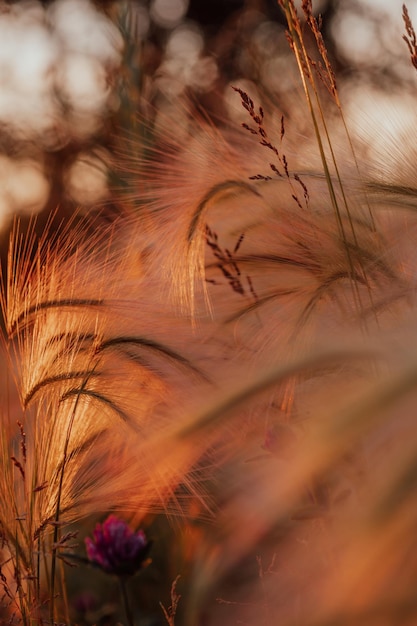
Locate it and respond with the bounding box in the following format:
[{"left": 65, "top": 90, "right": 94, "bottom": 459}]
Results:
[
  {"left": 278, "top": 0, "right": 377, "bottom": 326},
  {"left": 49, "top": 367, "right": 96, "bottom": 625}
]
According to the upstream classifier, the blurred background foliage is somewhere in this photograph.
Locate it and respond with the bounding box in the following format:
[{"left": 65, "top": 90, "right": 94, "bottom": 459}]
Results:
[{"left": 0, "top": 0, "right": 415, "bottom": 240}]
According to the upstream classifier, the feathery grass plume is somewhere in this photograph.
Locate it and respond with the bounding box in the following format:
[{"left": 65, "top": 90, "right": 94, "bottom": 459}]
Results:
[
  {"left": 118, "top": 116, "right": 262, "bottom": 322},
  {"left": 0, "top": 212, "right": 225, "bottom": 622}
]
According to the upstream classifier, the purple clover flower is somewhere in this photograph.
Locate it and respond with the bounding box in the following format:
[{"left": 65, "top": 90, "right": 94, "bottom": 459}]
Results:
[{"left": 85, "top": 515, "right": 151, "bottom": 577}]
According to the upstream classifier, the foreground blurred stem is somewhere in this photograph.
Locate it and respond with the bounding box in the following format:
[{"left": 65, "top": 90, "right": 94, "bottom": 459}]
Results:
[
  {"left": 49, "top": 369, "right": 96, "bottom": 624},
  {"left": 119, "top": 576, "right": 135, "bottom": 626}
]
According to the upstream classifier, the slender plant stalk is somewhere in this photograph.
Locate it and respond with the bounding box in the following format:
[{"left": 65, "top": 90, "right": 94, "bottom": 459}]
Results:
[
  {"left": 119, "top": 576, "right": 135, "bottom": 626},
  {"left": 58, "top": 556, "right": 70, "bottom": 626},
  {"left": 49, "top": 365, "right": 97, "bottom": 624},
  {"left": 280, "top": 0, "right": 388, "bottom": 350},
  {"left": 15, "top": 533, "right": 28, "bottom": 626},
  {"left": 279, "top": 0, "right": 368, "bottom": 319}
]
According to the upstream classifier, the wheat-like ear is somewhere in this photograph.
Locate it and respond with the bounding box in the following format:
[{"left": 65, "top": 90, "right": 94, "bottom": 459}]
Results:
[
  {"left": 110, "top": 103, "right": 282, "bottom": 317},
  {"left": 3, "top": 213, "right": 219, "bottom": 492},
  {"left": 0, "top": 211, "right": 227, "bottom": 621}
]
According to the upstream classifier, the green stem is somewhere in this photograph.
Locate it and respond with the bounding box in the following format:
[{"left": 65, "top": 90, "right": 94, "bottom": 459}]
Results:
[{"left": 119, "top": 576, "right": 135, "bottom": 626}]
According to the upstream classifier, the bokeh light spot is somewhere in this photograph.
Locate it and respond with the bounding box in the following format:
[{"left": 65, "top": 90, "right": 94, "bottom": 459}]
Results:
[
  {"left": 66, "top": 152, "right": 109, "bottom": 205},
  {"left": 150, "top": 0, "right": 189, "bottom": 29}
]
